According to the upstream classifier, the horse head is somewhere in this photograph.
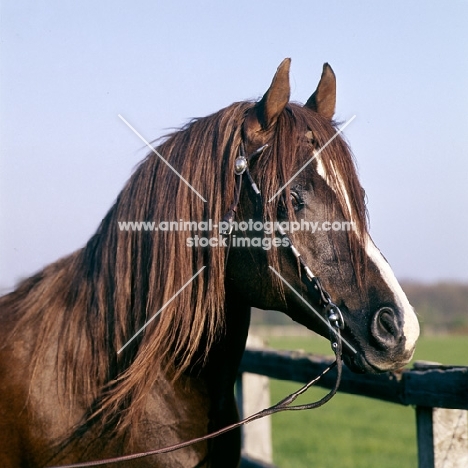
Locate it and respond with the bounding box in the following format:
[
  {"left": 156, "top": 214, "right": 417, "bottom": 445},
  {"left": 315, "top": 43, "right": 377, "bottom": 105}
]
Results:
[{"left": 225, "top": 59, "right": 419, "bottom": 373}]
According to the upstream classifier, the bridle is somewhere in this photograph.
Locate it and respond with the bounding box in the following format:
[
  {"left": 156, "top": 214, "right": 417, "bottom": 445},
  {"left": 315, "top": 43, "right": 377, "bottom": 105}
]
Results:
[
  {"left": 52, "top": 145, "right": 348, "bottom": 468},
  {"left": 221, "top": 143, "right": 346, "bottom": 333}
]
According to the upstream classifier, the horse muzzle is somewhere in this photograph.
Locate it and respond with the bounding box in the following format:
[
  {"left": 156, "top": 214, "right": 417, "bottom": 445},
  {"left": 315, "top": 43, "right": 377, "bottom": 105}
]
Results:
[{"left": 344, "top": 306, "right": 419, "bottom": 374}]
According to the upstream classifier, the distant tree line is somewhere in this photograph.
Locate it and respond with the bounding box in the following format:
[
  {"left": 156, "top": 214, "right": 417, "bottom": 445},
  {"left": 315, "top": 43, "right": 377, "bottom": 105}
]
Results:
[
  {"left": 400, "top": 281, "right": 468, "bottom": 334},
  {"left": 251, "top": 281, "right": 468, "bottom": 335}
]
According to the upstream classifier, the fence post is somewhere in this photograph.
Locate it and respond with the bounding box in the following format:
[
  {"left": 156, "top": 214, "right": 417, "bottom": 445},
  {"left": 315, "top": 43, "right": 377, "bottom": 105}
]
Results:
[
  {"left": 433, "top": 408, "right": 467, "bottom": 468},
  {"left": 414, "top": 362, "right": 468, "bottom": 468},
  {"left": 416, "top": 407, "right": 468, "bottom": 468},
  {"left": 237, "top": 335, "right": 273, "bottom": 464},
  {"left": 416, "top": 406, "right": 435, "bottom": 468}
]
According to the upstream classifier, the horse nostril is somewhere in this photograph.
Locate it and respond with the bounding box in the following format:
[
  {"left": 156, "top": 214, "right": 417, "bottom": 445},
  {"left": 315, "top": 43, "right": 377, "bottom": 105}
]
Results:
[
  {"left": 371, "top": 307, "right": 401, "bottom": 349},
  {"left": 379, "top": 309, "right": 396, "bottom": 335}
]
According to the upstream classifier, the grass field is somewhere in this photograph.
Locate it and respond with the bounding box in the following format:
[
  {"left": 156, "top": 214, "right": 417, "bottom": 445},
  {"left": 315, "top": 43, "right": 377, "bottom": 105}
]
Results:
[{"left": 262, "top": 335, "right": 467, "bottom": 468}]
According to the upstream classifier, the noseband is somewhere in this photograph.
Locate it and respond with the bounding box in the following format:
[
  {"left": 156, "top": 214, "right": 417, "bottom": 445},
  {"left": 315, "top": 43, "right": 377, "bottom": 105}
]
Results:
[{"left": 53, "top": 144, "right": 346, "bottom": 468}]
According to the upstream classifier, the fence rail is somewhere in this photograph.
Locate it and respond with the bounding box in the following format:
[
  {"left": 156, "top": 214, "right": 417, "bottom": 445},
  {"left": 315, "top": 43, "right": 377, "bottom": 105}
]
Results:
[
  {"left": 239, "top": 348, "right": 468, "bottom": 409},
  {"left": 237, "top": 345, "right": 468, "bottom": 468}
]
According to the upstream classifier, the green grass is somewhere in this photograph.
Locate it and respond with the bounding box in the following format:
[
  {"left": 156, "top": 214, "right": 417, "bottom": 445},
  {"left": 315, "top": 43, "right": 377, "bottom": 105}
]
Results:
[{"left": 262, "top": 335, "right": 467, "bottom": 468}]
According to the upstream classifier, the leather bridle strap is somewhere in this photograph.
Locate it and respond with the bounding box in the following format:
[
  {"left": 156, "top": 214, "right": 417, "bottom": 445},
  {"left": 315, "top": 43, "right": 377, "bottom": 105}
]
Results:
[
  {"left": 221, "top": 144, "right": 265, "bottom": 233},
  {"left": 221, "top": 143, "right": 265, "bottom": 267},
  {"left": 50, "top": 330, "right": 343, "bottom": 468}
]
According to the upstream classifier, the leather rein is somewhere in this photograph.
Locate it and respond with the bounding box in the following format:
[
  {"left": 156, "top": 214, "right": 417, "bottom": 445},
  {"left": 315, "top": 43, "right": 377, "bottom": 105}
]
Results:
[{"left": 52, "top": 144, "right": 347, "bottom": 468}]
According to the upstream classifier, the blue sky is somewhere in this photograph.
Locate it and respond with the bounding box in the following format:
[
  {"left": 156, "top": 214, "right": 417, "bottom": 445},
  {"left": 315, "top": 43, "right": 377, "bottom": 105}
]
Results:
[{"left": 1, "top": 1, "right": 467, "bottom": 291}]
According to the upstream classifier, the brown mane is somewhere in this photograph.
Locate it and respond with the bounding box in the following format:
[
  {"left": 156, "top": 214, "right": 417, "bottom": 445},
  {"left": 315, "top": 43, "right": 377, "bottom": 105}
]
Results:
[{"left": 3, "top": 99, "right": 368, "bottom": 438}]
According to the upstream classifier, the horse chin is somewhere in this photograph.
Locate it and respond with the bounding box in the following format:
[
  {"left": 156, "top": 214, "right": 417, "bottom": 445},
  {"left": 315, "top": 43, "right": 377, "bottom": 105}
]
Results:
[
  {"left": 343, "top": 349, "right": 413, "bottom": 374},
  {"left": 343, "top": 353, "right": 395, "bottom": 374},
  {"left": 343, "top": 352, "right": 388, "bottom": 374}
]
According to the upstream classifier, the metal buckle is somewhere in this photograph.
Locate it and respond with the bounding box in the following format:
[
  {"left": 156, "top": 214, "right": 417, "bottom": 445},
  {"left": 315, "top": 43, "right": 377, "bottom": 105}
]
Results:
[
  {"left": 327, "top": 305, "right": 345, "bottom": 330},
  {"left": 234, "top": 155, "right": 248, "bottom": 175}
]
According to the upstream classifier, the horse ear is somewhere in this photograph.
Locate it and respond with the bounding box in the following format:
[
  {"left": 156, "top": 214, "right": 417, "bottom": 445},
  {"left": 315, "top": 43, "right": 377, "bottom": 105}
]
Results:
[
  {"left": 305, "top": 63, "right": 336, "bottom": 120},
  {"left": 256, "top": 58, "right": 291, "bottom": 129}
]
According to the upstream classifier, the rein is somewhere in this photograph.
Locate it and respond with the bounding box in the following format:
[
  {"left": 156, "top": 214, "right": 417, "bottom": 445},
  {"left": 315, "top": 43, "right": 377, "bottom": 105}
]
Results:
[{"left": 51, "top": 144, "right": 348, "bottom": 468}]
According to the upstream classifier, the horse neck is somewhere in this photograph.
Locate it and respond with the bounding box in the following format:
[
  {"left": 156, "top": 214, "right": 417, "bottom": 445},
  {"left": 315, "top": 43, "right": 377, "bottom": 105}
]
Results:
[{"left": 204, "top": 285, "right": 251, "bottom": 398}]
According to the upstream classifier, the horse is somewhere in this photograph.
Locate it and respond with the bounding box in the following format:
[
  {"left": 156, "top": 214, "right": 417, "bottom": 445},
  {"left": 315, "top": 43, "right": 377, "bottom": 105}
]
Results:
[{"left": 0, "top": 58, "right": 419, "bottom": 467}]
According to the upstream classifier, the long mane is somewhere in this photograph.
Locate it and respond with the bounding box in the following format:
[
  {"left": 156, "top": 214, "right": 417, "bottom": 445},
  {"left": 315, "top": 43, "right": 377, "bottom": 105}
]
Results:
[{"left": 2, "top": 100, "right": 367, "bottom": 440}]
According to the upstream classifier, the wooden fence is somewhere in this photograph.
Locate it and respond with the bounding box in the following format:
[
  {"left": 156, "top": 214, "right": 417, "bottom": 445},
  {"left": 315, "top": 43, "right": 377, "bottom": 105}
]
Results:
[{"left": 236, "top": 343, "right": 468, "bottom": 468}]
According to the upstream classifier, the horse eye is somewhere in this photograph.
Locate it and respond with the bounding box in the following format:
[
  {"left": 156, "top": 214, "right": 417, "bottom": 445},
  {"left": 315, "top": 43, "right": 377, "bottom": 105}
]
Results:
[
  {"left": 305, "top": 130, "right": 318, "bottom": 147},
  {"left": 290, "top": 191, "right": 304, "bottom": 211}
]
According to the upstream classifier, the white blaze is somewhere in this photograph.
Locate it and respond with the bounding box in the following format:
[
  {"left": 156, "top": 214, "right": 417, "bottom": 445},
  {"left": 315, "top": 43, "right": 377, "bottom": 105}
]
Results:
[
  {"left": 365, "top": 236, "right": 420, "bottom": 351},
  {"left": 315, "top": 153, "right": 420, "bottom": 352},
  {"left": 315, "top": 153, "right": 353, "bottom": 221}
]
